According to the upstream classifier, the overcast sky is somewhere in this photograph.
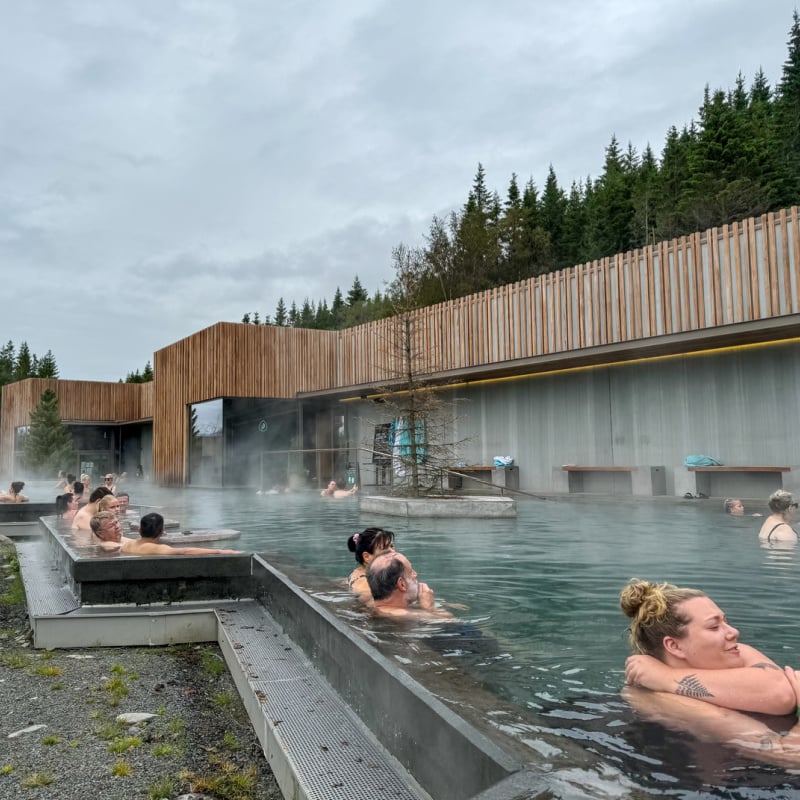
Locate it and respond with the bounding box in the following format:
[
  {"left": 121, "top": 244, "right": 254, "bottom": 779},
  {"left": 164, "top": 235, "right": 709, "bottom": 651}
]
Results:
[{"left": 1, "top": 1, "right": 795, "bottom": 383}]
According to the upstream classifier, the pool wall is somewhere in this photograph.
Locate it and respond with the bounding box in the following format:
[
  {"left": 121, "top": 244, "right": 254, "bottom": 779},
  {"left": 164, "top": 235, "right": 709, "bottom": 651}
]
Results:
[
  {"left": 350, "top": 340, "right": 800, "bottom": 497},
  {"left": 251, "top": 555, "right": 524, "bottom": 800}
]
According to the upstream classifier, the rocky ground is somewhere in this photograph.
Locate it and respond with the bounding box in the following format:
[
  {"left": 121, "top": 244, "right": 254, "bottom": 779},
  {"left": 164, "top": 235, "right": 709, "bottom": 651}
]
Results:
[{"left": 0, "top": 536, "right": 283, "bottom": 800}]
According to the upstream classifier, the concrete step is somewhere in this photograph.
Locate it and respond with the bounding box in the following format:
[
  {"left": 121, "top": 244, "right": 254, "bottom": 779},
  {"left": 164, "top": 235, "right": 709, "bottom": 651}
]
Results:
[{"left": 216, "top": 601, "right": 432, "bottom": 800}]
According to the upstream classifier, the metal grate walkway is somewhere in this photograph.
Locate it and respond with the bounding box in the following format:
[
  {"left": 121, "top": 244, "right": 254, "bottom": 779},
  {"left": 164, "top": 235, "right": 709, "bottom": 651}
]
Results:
[{"left": 217, "top": 602, "right": 431, "bottom": 800}]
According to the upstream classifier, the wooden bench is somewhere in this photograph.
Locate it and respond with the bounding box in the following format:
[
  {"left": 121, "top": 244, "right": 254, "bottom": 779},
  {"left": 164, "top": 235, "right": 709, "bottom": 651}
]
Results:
[
  {"left": 556, "top": 465, "right": 666, "bottom": 496},
  {"left": 447, "top": 466, "right": 519, "bottom": 492},
  {"left": 682, "top": 465, "right": 791, "bottom": 498}
]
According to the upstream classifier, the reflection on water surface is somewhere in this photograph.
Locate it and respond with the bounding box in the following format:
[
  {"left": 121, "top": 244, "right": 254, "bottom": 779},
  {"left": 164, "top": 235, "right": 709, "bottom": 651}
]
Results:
[{"left": 25, "top": 482, "right": 800, "bottom": 798}]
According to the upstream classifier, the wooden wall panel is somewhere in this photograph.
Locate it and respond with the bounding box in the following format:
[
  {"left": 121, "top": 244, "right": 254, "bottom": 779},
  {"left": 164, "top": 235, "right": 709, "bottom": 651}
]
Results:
[{"left": 3, "top": 207, "right": 799, "bottom": 482}]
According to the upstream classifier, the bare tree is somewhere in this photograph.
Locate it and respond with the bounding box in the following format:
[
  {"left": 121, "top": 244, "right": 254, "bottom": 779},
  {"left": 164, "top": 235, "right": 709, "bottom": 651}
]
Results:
[{"left": 363, "top": 244, "right": 470, "bottom": 496}]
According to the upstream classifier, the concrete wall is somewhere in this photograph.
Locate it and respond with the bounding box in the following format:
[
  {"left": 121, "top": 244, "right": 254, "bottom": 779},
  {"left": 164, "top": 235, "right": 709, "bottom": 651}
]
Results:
[{"left": 349, "top": 340, "right": 800, "bottom": 497}]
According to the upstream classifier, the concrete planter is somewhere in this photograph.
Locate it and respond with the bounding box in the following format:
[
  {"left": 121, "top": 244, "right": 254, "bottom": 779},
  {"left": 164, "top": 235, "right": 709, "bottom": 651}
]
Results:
[{"left": 359, "top": 495, "right": 516, "bottom": 518}]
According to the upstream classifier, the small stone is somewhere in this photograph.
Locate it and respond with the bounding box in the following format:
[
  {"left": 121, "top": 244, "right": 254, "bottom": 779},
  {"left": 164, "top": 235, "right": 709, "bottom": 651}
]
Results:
[
  {"left": 8, "top": 723, "right": 47, "bottom": 738},
  {"left": 116, "top": 712, "right": 156, "bottom": 724}
]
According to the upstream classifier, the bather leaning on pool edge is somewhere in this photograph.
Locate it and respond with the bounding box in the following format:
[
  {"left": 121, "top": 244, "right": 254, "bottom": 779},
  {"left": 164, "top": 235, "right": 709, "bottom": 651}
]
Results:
[
  {"left": 89, "top": 511, "right": 239, "bottom": 556},
  {"left": 619, "top": 578, "right": 800, "bottom": 767}
]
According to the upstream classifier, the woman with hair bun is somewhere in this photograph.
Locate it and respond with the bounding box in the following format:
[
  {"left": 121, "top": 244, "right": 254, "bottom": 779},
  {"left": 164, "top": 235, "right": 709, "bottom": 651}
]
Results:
[
  {"left": 346, "top": 527, "right": 395, "bottom": 602},
  {"left": 758, "top": 490, "right": 798, "bottom": 544},
  {"left": 620, "top": 578, "right": 794, "bottom": 716},
  {"left": 620, "top": 578, "right": 800, "bottom": 764}
]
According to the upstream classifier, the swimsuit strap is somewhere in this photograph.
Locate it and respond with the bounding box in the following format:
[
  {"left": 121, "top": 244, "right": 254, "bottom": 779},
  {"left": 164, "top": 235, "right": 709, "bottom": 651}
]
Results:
[{"left": 767, "top": 522, "right": 791, "bottom": 542}]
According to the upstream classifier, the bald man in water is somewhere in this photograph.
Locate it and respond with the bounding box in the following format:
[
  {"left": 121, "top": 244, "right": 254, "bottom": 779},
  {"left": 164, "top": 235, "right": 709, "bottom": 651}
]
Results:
[{"left": 366, "top": 551, "right": 451, "bottom": 619}]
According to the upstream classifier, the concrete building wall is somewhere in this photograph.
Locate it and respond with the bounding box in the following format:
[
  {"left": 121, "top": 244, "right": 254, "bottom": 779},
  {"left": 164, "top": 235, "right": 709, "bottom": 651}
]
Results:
[{"left": 349, "top": 340, "right": 800, "bottom": 498}]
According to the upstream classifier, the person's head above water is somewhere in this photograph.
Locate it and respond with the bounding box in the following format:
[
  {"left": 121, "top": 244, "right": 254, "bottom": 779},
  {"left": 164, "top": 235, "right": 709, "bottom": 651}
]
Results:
[
  {"left": 768, "top": 489, "right": 797, "bottom": 514},
  {"left": 347, "top": 527, "right": 395, "bottom": 565},
  {"left": 139, "top": 512, "right": 165, "bottom": 540},
  {"left": 620, "top": 578, "right": 714, "bottom": 660},
  {"left": 723, "top": 498, "right": 745, "bottom": 515},
  {"left": 366, "top": 551, "right": 420, "bottom": 604},
  {"left": 10, "top": 481, "right": 24, "bottom": 494},
  {"left": 88, "top": 486, "right": 113, "bottom": 504}
]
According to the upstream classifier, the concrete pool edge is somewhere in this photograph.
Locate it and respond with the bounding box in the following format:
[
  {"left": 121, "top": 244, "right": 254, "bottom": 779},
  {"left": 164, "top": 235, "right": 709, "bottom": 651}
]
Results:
[
  {"left": 360, "top": 494, "right": 518, "bottom": 517},
  {"left": 13, "top": 521, "right": 545, "bottom": 799}
]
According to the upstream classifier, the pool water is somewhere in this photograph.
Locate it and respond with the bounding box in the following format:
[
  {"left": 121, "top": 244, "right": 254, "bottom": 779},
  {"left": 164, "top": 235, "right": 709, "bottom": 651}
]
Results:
[{"left": 30, "top": 482, "right": 800, "bottom": 798}]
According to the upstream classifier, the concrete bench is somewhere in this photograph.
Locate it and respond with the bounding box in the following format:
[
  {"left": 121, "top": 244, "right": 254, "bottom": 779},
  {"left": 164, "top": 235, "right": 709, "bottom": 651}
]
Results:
[
  {"left": 555, "top": 465, "right": 666, "bottom": 496},
  {"left": 677, "top": 465, "right": 791, "bottom": 498},
  {"left": 447, "top": 465, "right": 519, "bottom": 492}
]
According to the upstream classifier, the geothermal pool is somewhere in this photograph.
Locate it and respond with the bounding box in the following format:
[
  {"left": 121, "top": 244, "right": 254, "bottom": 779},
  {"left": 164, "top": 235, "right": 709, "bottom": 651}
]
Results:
[{"left": 23, "top": 482, "right": 800, "bottom": 798}]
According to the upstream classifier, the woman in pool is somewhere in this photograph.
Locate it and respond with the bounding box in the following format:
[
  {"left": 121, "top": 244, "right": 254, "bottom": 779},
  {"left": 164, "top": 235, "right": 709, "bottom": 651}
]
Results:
[
  {"left": 758, "top": 489, "right": 798, "bottom": 544},
  {"left": 0, "top": 481, "right": 28, "bottom": 503},
  {"left": 55, "top": 492, "right": 79, "bottom": 521},
  {"left": 346, "top": 527, "right": 395, "bottom": 602},
  {"left": 620, "top": 578, "right": 794, "bottom": 715}
]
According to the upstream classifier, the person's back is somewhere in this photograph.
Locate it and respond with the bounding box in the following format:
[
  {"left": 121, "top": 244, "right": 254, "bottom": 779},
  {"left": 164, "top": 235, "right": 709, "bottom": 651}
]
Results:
[
  {"left": 758, "top": 490, "right": 798, "bottom": 543},
  {"left": 0, "top": 481, "right": 28, "bottom": 503},
  {"left": 125, "top": 512, "right": 239, "bottom": 556}
]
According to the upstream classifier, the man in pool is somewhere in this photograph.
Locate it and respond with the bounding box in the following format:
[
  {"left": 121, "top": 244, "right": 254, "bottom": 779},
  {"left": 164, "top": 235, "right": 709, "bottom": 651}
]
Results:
[
  {"left": 366, "top": 550, "right": 451, "bottom": 618},
  {"left": 90, "top": 512, "right": 239, "bottom": 555}
]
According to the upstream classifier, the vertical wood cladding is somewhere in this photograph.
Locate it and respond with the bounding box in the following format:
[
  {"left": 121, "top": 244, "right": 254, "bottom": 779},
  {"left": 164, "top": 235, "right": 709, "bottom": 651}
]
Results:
[{"left": 1, "top": 208, "right": 798, "bottom": 482}]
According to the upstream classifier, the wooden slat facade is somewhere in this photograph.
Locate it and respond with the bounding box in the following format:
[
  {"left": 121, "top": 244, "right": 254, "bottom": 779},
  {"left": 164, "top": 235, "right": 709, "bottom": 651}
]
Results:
[{"left": 2, "top": 207, "right": 799, "bottom": 483}]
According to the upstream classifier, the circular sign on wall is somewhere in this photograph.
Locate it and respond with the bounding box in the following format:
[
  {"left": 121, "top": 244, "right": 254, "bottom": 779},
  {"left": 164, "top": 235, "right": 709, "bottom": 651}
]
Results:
[{"left": 258, "top": 420, "right": 268, "bottom": 433}]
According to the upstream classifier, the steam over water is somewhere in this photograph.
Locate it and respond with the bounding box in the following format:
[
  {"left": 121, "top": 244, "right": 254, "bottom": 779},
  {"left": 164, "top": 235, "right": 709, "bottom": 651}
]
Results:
[{"left": 26, "top": 481, "right": 800, "bottom": 797}]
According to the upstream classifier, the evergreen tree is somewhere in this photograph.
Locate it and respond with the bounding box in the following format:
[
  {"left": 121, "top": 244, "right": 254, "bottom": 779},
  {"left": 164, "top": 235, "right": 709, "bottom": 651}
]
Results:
[
  {"left": 23, "top": 389, "right": 76, "bottom": 475},
  {"left": 631, "top": 145, "right": 659, "bottom": 248},
  {"left": 37, "top": 350, "right": 59, "bottom": 378},
  {"left": 14, "top": 341, "right": 32, "bottom": 381},
  {"left": 330, "top": 288, "right": 345, "bottom": 329},
  {"left": 0, "top": 341, "right": 15, "bottom": 388},
  {"left": 315, "top": 299, "right": 333, "bottom": 329},
  {"left": 288, "top": 301, "right": 299, "bottom": 327},
  {"left": 540, "top": 165, "right": 567, "bottom": 267},
  {"left": 299, "top": 299, "right": 315, "bottom": 328},
  {"left": 241, "top": 313, "right": 251, "bottom": 324},
  {"left": 274, "top": 298, "right": 288, "bottom": 326},
  {"left": 346, "top": 276, "right": 369, "bottom": 306},
  {"left": 142, "top": 361, "right": 153, "bottom": 381},
  {"left": 252, "top": 311, "right": 261, "bottom": 325},
  {"left": 774, "top": 11, "right": 800, "bottom": 206}
]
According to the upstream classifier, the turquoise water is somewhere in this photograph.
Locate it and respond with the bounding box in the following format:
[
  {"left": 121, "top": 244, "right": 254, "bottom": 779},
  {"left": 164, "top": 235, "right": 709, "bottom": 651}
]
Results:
[{"left": 26, "top": 482, "right": 800, "bottom": 797}]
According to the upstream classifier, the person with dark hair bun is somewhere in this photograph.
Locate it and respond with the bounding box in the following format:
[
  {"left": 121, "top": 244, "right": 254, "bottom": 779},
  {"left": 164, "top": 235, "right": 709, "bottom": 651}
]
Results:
[
  {"left": 346, "top": 527, "right": 395, "bottom": 601},
  {"left": 55, "top": 492, "right": 79, "bottom": 521},
  {"left": 620, "top": 578, "right": 794, "bottom": 715},
  {"left": 0, "top": 481, "right": 28, "bottom": 503}
]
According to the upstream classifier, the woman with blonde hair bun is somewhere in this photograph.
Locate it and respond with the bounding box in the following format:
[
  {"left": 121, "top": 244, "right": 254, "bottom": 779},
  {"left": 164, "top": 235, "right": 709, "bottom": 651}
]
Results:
[
  {"left": 620, "top": 578, "right": 800, "bottom": 765},
  {"left": 620, "top": 578, "right": 793, "bottom": 714}
]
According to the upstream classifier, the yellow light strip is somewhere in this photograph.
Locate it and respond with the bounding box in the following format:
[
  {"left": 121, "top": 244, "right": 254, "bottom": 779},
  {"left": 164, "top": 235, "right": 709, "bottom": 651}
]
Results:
[{"left": 339, "top": 335, "right": 800, "bottom": 402}]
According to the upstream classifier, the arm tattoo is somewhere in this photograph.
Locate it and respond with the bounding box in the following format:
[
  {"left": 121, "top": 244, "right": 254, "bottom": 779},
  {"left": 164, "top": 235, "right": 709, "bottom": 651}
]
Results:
[
  {"left": 675, "top": 674, "right": 714, "bottom": 699},
  {"left": 750, "top": 662, "right": 780, "bottom": 672}
]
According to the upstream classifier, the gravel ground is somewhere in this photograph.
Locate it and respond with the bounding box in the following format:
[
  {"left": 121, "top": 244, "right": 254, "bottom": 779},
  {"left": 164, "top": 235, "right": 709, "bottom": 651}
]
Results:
[{"left": 0, "top": 538, "right": 283, "bottom": 800}]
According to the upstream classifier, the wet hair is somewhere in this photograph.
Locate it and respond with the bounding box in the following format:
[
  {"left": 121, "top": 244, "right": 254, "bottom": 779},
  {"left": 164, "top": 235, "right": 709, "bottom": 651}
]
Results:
[
  {"left": 366, "top": 552, "right": 406, "bottom": 601},
  {"left": 347, "top": 527, "right": 395, "bottom": 565},
  {"left": 139, "top": 512, "right": 164, "bottom": 540},
  {"left": 89, "top": 511, "right": 117, "bottom": 536},
  {"left": 66, "top": 473, "right": 76, "bottom": 484},
  {"left": 55, "top": 493, "right": 74, "bottom": 516},
  {"left": 768, "top": 490, "right": 795, "bottom": 514},
  {"left": 97, "top": 495, "right": 119, "bottom": 512},
  {"left": 88, "top": 486, "right": 113, "bottom": 504},
  {"left": 723, "top": 498, "right": 739, "bottom": 513},
  {"left": 81, "top": 474, "right": 91, "bottom": 484},
  {"left": 619, "top": 578, "right": 706, "bottom": 657},
  {"left": 72, "top": 481, "right": 85, "bottom": 497},
  {"left": 10, "top": 481, "right": 24, "bottom": 494},
  {"left": 116, "top": 492, "right": 130, "bottom": 500}
]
